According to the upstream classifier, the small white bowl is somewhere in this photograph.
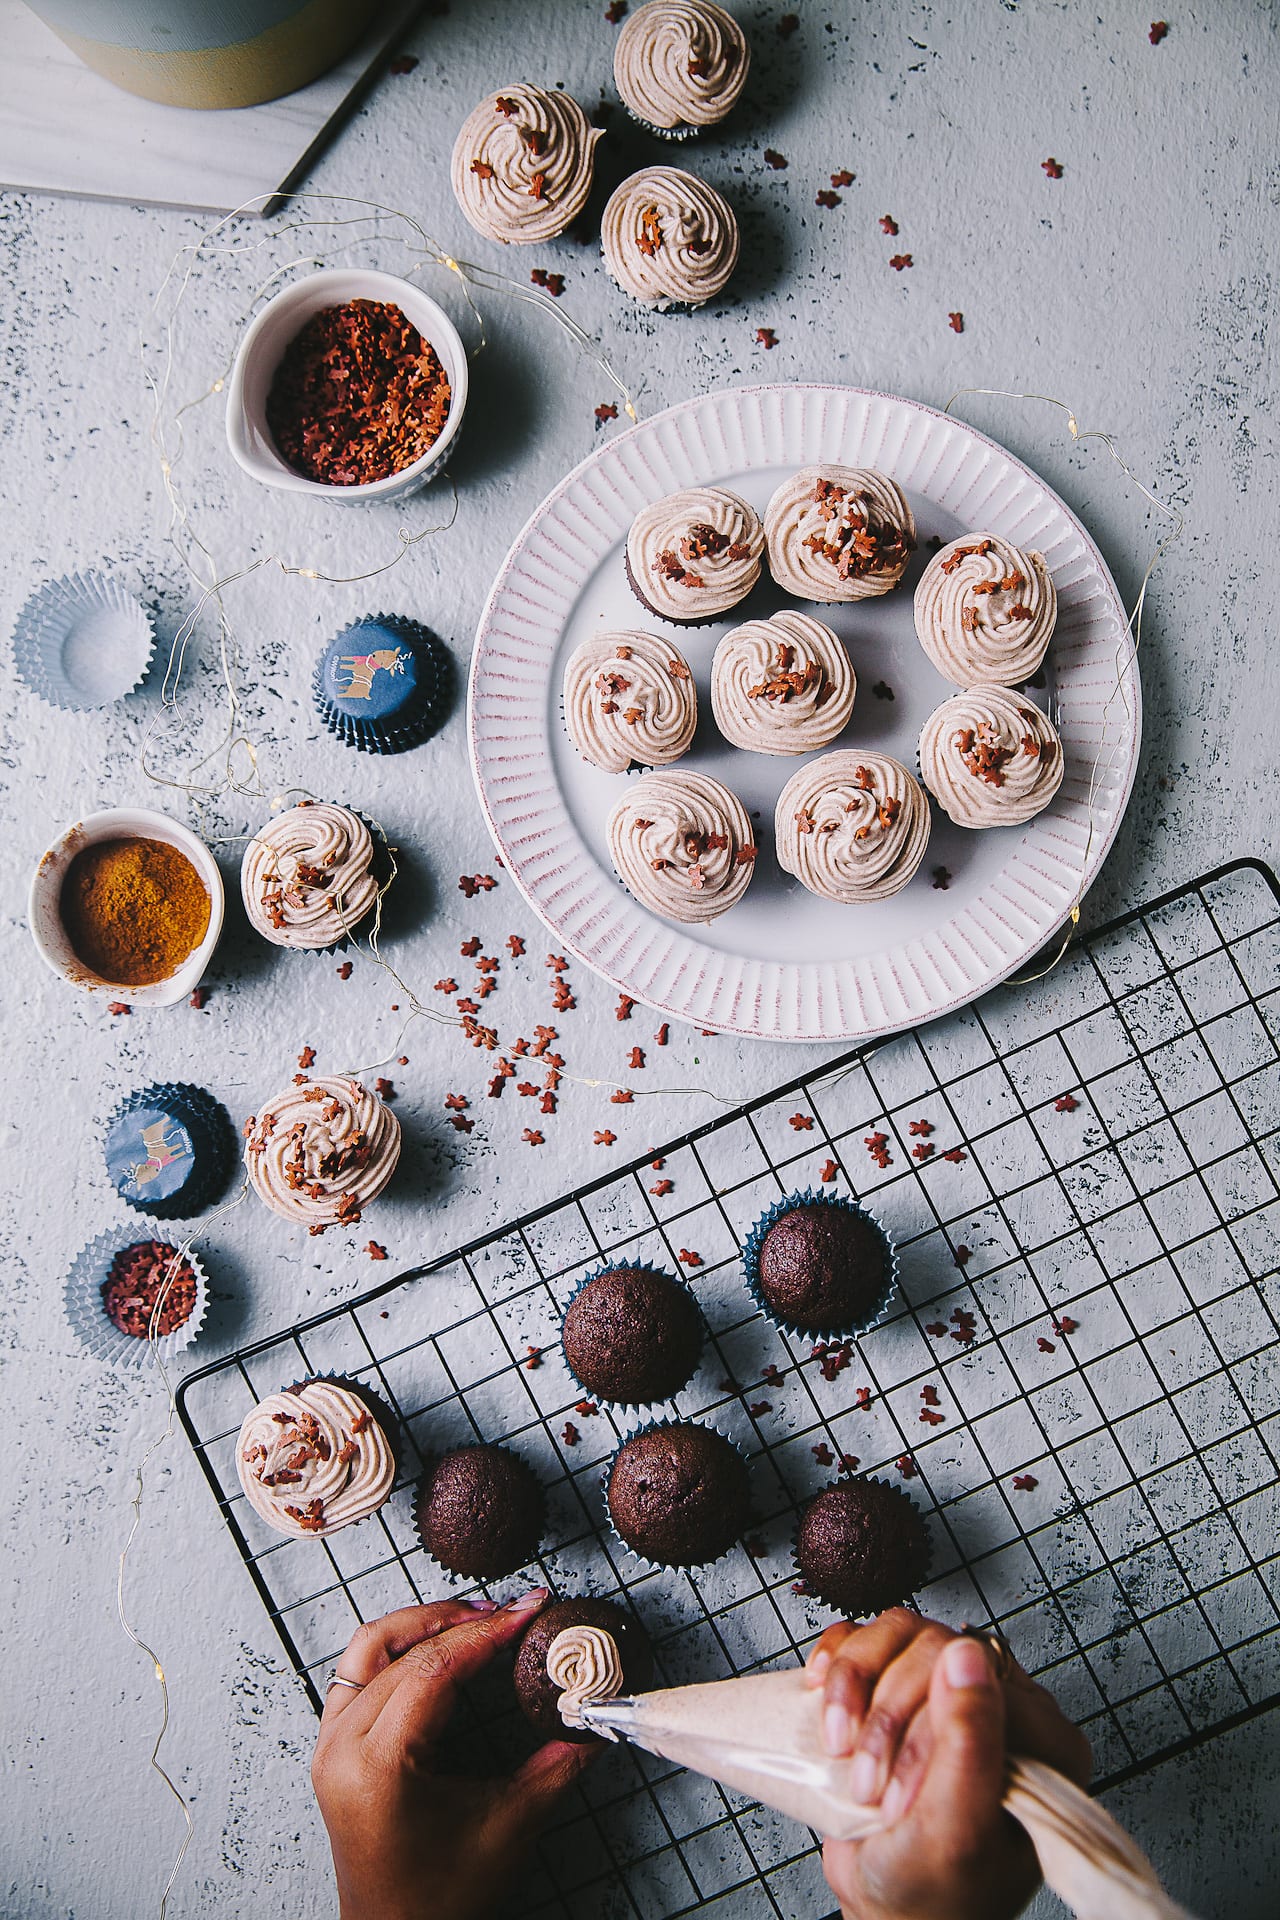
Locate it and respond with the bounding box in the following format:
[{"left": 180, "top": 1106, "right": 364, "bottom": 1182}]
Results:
[
  {"left": 225, "top": 267, "right": 468, "bottom": 505},
  {"left": 29, "top": 807, "right": 225, "bottom": 1008}
]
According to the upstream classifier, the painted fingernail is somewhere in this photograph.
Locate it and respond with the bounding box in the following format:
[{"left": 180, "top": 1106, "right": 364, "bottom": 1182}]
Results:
[
  {"left": 880, "top": 1773, "right": 908, "bottom": 1824},
  {"left": 503, "top": 1586, "right": 550, "bottom": 1613},
  {"left": 806, "top": 1650, "right": 831, "bottom": 1687},
  {"left": 467, "top": 1598, "right": 499, "bottom": 1613},
  {"left": 943, "top": 1637, "right": 993, "bottom": 1688},
  {"left": 823, "top": 1702, "right": 852, "bottom": 1757},
  {"left": 849, "top": 1750, "right": 879, "bottom": 1803}
]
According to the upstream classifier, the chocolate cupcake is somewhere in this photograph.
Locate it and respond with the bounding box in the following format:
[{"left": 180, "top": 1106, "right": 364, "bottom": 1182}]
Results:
[
  {"left": 562, "top": 1263, "right": 703, "bottom": 1408},
  {"left": 744, "top": 1191, "right": 896, "bottom": 1341},
  {"left": 513, "top": 1596, "right": 652, "bottom": 1742},
  {"left": 312, "top": 615, "right": 452, "bottom": 754},
  {"left": 918, "top": 686, "right": 1065, "bottom": 829},
  {"left": 244, "top": 1075, "right": 401, "bottom": 1234},
  {"left": 451, "top": 84, "right": 602, "bottom": 245},
  {"left": 240, "top": 801, "right": 383, "bottom": 950},
  {"left": 562, "top": 630, "right": 697, "bottom": 772},
  {"left": 795, "top": 1477, "right": 930, "bottom": 1616},
  {"left": 765, "top": 466, "right": 916, "bottom": 603},
  {"left": 914, "top": 532, "right": 1057, "bottom": 688},
  {"left": 601, "top": 166, "right": 739, "bottom": 311},
  {"left": 605, "top": 1420, "right": 749, "bottom": 1569},
  {"left": 414, "top": 1444, "right": 545, "bottom": 1579},
  {"left": 625, "top": 487, "right": 764, "bottom": 625}
]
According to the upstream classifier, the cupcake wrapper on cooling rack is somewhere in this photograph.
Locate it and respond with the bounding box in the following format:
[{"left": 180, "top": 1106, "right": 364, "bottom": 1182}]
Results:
[
  {"left": 561, "top": 1259, "right": 705, "bottom": 1414},
  {"left": 601, "top": 1416, "right": 751, "bottom": 1576},
  {"left": 741, "top": 1188, "right": 899, "bottom": 1346},
  {"left": 312, "top": 614, "right": 454, "bottom": 754},
  {"left": 12, "top": 570, "right": 155, "bottom": 712},
  {"left": 103, "top": 1081, "right": 236, "bottom": 1219},
  {"left": 791, "top": 1474, "right": 933, "bottom": 1616},
  {"left": 63, "top": 1227, "right": 209, "bottom": 1369}
]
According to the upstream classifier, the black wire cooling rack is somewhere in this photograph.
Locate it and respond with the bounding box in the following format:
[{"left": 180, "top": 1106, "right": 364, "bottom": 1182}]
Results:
[{"left": 178, "top": 858, "right": 1280, "bottom": 1920}]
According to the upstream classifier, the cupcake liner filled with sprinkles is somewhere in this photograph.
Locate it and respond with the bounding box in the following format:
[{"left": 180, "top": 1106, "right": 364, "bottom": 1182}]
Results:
[
  {"left": 103, "top": 1082, "right": 236, "bottom": 1220},
  {"left": 12, "top": 571, "right": 155, "bottom": 711},
  {"left": 601, "top": 1417, "right": 752, "bottom": 1574},
  {"left": 741, "top": 1189, "right": 899, "bottom": 1346},
  {"left": 312, "top": 614, "right": 453, "bottom": 754},
  {"left": 63, "top": 1227, "right": 209, "bottom": 1369}
]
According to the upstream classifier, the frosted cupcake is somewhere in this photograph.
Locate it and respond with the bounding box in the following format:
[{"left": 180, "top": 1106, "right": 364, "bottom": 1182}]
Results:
[
  {"left": 607, "top": 769, "right": 756, "bottom": 923},
  {"left": 240, "top": 801, "right": 379, "bottom": 949},
  {"left": 775, "top": 751, "right": 930, "bottom": 903},
  {"left": 918, "top": 686, "right": 1065, "bottom": 828},
  {"left": 614, "top": 0, "right": 750, "bottom": 139},
  {"left": 602, "top": 166, "right": 739, "bottom": 310},
  {"left": 626, "top": 486, "right": 764, "bottom": 623},
  {"left": 236, "top": 1379, "right": 395, "bottom": 1539},
  {"left": 711, "top": 610, "right": 854, "bottom": 754},
  {"left": 451, "top": 84, "right": 602, "bottom": 244},
  {"left": 914, "top": 532, "right": 1057, "bottom": 686},
  {"left": 765, "top": 467, "right": 916, "bottom": 603},
  {"left": 244, "top": 1075, "right": 401, "bottom": 1233},
  {"left": 563, "top": 631, "right": 697, "bottom": 772}
]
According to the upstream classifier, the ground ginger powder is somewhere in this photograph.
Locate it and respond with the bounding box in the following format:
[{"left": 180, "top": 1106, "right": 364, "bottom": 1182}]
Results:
[{"left": 60, "top": 836, "right": 211, "bottom": 986}]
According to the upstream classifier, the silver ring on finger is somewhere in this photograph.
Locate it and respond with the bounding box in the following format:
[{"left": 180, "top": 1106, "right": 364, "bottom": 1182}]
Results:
[{"left": 326, "top": 1672, "right": 366, "bottom": 1695}]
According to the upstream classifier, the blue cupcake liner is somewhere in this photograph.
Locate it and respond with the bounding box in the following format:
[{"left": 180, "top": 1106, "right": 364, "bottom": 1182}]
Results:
[
  {"left": 312, "top": 613, "right": 453, "bottom": 755},
  {"left": 561, "top": 1259, "right": 705, "bottom": 1413},
  {"left": 791, "top": 1473, "right": 933, "bottom": 1618},
  {"left": 601, "top": 1416, "right": 751, "bottom": 1576},
  {"left": 241, "top": 803, "right": 391, "bottom": 956},
  {"left": 104, "top": 1081, "right": 236, "bottom": 1219},
  {"left": 742, "top": 1189, "right": 899, "bottom": 1347},
  {"left": 13, "top": 571, "right": 155, "bottom": 712},
  {"left": 64, "top": 1227, "right": 209, "bottom": 1369}
]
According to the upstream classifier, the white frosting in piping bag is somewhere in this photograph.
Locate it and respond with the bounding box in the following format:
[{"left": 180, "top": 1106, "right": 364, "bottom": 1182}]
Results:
[{"left": 546, "top": 1625, "right": 625, "bottom": 1735}]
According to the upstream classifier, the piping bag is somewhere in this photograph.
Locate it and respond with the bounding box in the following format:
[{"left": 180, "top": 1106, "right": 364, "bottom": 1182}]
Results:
[{"left": 580, "top": 1669, "right": 1197, "bottom": 1920}]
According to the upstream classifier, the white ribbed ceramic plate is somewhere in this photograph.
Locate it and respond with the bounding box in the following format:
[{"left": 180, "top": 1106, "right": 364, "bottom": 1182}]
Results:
[{"left": 468, "top": 385, "right": 1139, "bottom": 1043}]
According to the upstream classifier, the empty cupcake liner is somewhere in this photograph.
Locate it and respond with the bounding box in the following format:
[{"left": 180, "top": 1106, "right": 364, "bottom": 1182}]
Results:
[
  {"left": 741, "top": 1188, "right": 899, "bottom": 1347},
  {"left": 312, "top": 613, "right": 453, "bottom": 755},
  {"left": 64, "top": 1226, "right": 209, "bottom": 1369},
  {"left": 13, "top": 571, "right": 155, "bottom": 711},
  {"left": 601, "top": 1416, "right": 752, "bottom": 1576},
  {"left": 412, "top": 1443, "right": 547, "bottom": 1583},
  {"left": 791, "top": 1473, "right": 933, "bottom": 1617},
  {"left": 241, "top": 804, "right": 391, "bottom": 956},
  {"left": 561, "top": 1259, "right": 705, "bottom": 1413},
  {"left": 103, "top": 1081, "right": 236, "bottom": 1219}
]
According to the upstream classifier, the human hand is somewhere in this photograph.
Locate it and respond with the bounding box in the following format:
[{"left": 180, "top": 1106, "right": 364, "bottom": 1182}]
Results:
[
  {"left": 312, "top": 1590, "right": 598, "bottom": 1920},
  {"left": 806, "top": 1610, "right": 1092, "bottom": 1920}
]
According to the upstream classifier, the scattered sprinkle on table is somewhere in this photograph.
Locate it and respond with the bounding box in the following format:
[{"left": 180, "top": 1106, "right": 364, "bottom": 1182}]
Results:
[
  {"left": 879, "top": 214, "right": 899, "bottom": 234},
  {"left": 756, "top": 326, "right": 779, "bottom": 349},
  {"left": 764, "top": 148, "right": 787, "bottom": 169},
  {"left": 948, "top": 311, "right": 964, "bottom": 332},
  {"left": 889, "top": 253, "right": 913, "bottom": 270},
  {"left": 1149, "top": 21, "right": 1169, "bottom": 44},
  {"left": 1042, "top": 157, "right": 1064, "bottom": 179}
]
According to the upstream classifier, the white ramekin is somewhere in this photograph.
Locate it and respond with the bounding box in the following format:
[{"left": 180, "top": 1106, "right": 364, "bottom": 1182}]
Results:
[
  {"left": 29, "top": 807, "right": 225, "bottom": 1008},
  {"left": 225, "top": 267, "right": 468, "bottom": 505}
]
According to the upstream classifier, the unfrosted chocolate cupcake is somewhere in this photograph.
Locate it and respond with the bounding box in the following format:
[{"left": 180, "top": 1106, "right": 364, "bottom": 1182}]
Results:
[
  {"left": 414, "top": 1444, "right": 544, "bottom": 1578},
  {"left": 748, "top": 1195, "right": 894, "bottom": 1338},
  {"left": 513, "top": 1596, "right": 652, "bottom": 1742},
  {"left": 563, "top": 1264, "right": 702, "bottom": 1407},
  {"left": 795, "top": 1478, "right": 929, "bottom": 1615},
  {"left": 606, "top": 1421, "right": 749, "bottom": 1568}
]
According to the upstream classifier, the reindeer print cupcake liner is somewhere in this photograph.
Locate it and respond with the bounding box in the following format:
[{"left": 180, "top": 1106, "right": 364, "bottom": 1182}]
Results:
[{"left": 312, "top": 614, "right": 454, "bottom": 754}]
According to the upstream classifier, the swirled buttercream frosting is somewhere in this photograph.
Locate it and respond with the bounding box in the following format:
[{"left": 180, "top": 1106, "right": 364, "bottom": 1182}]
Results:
[
  {"left": 602, "top": 165, "right": 739, "bottom": 309},
  {"left": 918, "top": 685, "right": 1064, "bottom": 828},
  {"left": 614, "top": 0, "right": 750, "bottom": 134},
  {"left": 913, "top": 531, "right": 1057, "bottom": 686},
  {"left": 711, "top": 610, "right": 855, "bottom": 754},
  {"left": 607, "top": 769, "right": 756, "bottom": 923},
  {"left": 546, "top": 1625, "right": 626, "bottom": 1734},
  {"left": 451, "top": 84, "right": 601, "bottom": 244},
  {"left": 775, "top": 751, "right": 930, "bottom": 903},
  {"left": 237, "top": 1380, "right": 395, "bottom": 1539},
  {"left": 626, "top": 486, "right": 764, "bottom": 622},
  {"left": 564, "top": 631, "right": 697, "bottom": 772},
  {"left": 244, "top": 1076, "right": 401, "bottom": 1232},
  {"left": 765, "top": 466, "right": 916, "bottom": 603},
  {"left": 240, "top": 802, "right": 379, "bottom": 949}
]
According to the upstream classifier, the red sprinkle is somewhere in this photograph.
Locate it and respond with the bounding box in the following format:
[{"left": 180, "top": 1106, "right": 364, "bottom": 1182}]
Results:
[
  {"left": 748, "top": 1401, "right": 772, "bottom": 1417},
  {"left": 953, "top": 1245, "right": 971, "bottom": 1267},
  {"left": 812, "top": 1442, "right": 834, "bottom": 1466},
  {"left": 610, "top": 1088, "right": 633, "bottom": 1104},
  {"left": 336, "top": 962, "right": 353, "bottom": 980},
  {"left": 818, "top": 1159, "right": 838, "bottom": 1183},
  {"left": 924, "top": 1322, "right": 947, "bottom": 1337},
  {"left": 879, "top": 214, "right": 899, "bottom": 235},
  {"left": 895, "top": 1454, "right": 918, "bottom": 1480},
  {"left": 912, "top": 1142, "right": 935, "bottom": 1162},
  {"left": 616, "top": 995, "right": 634, "bottom": 1021},
  {"left": 815, "top": 189, "right": 841, "bottom": 209},
  {"left": 1042, "top": 157, "right": 1064, "bottom": 179},
  {"left": 942, "top": 1147, "right": 967, "bottom": 1163},
  {"left": 1012, "top": 1473, "right": 1038, "bottom": 1492},
  {"left": 107, "top": 1001, "right": 130, "bottom": 1016},
  {"left": 188, "top": 987, "right": 208, "bottom": 1010},
  {"left": 650, "top": 1179, "right": 674, "bottom": 1197},
  {"left": 1052, "top": 1316, "right": 1078, "bottom": 1337},
  {"left": 524, "top": 1345, "right": 542, "bottom": 1371},
  {"left": 889, "top": 253, "right": 913, "bottom": 271},
  {"left": 595, "top": 402, "right": 619, "bottom": 424},
  {"left": 366, "top": 1242, "right": 387, "bottom": 1260},
  {"left": 948, "top": 311, "right": 964, "bottom": 333},
  {"left": 678, "top": 1249, "right": 703, "bottom": 1267},
  {"left": 909, "top": 1119, "right": 933, "bottom": 1137},
  {"left": 756, "top": 327, "right": 779, "bottom": 350},
  {"left": 562, "top": 1421, "right": 581, "bottom": 1446},
  {"left": 789, "top": 1113, "right": 814, "bottom": 1132},
  {"left": 654, "top": 1023, "right": 669, "bottom": 1046},
  {"left": 1149, "top": 20, "right": 1169, "bottom": 44},
  {"left": 522, "top": 1129, "right": 544, "bottom": 1146},
  {"left": 830, "top": 168, "right": 854, "bottom": 188},
  {"left": 594, "top": 1130, "right": 617, "bottom": 1146},
  {"left": 1037, "top": 1336, "right": 1056, "bottom": 1354},
  {"left": 763, "top": 148, "right": 788, "bottom": 169},
  {"left": 1054, "top": 1092, "right": 1079, "bottom": 1112},
  {"left": 629, "top": 1048, "right": 645, "bottom": 1070}
]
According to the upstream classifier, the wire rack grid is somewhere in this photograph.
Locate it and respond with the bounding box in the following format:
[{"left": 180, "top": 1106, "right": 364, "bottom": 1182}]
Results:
[{"left": 178, "top": 859, "right": 1280, "bottom": 1920}]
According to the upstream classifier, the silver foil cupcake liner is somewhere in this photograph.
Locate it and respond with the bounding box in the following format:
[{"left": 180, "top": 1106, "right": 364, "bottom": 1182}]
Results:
[
  {"left": 13, "top": 571, "right": 155, "bottom": 711},
  {"left": 561, "top": 1259, "right": 705, "bottom": 1414},
  {"left": 601, "top": 1416, "right": 752, "bottom": 1576},
  {"left": 791, "top": 1473, "right": 933, "bottom": 1617},
  {"left": 63, "top": 1226, "right": 209, "bottom": 1370},
  {"left": 621, "top": 105, "right": 702, "bottom": 142},
  {"left": 741, "top": 1188, "right": 899, "bottom": 1347}
]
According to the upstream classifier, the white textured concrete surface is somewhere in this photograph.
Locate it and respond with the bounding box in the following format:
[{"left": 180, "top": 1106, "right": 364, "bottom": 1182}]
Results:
[{"left": 2, "top": 3, "right": 1278, "bottom": 1916}]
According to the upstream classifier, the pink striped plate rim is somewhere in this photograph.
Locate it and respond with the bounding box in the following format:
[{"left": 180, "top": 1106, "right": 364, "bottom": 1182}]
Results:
[{"left": 467, "top": 384, "right": 1139, "bottom": 1043}]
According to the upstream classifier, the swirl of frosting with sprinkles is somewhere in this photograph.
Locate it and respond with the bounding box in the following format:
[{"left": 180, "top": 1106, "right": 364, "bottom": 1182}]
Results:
[
  {"left": 711, "top": 609, "right": 855, "bottom": 754},
  {"left": 918, "top": 685, "right": 1064, "bottom": 828},
  {"left": 775, "top": 751, "right": 930, "bottom": 903},
  {"left": 607, "top": 769, "right": 756, "bottom": 923},
  {"left": 627, "top": 486, "right": 764, "bottom": 621},
  {"left": 614, "top": 0, "right": 750, "bottom": 133},
  {"left": 764, "top": 466, "right": 916, "bottom": 602},
  {"left": 563, "top": 630, "right": 697, "bottom": 772},
  {"left": 451, "top": 84, "right": 601, "bottom": 244},
  {"left": 601, "top": 166, "right": 739, "bottom": 309},
  {"left": 240, "top": 801, "right": 378, "bottom": 949},
  {"left": 914, "top": 531, "right": 1058, "bottom": 686},
  {"left": 236, "top": 1380, "right": 394, "bottom": 1539},
  {"left": 244, "top": 1075, "right": 401, "bottom": 1232}
]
